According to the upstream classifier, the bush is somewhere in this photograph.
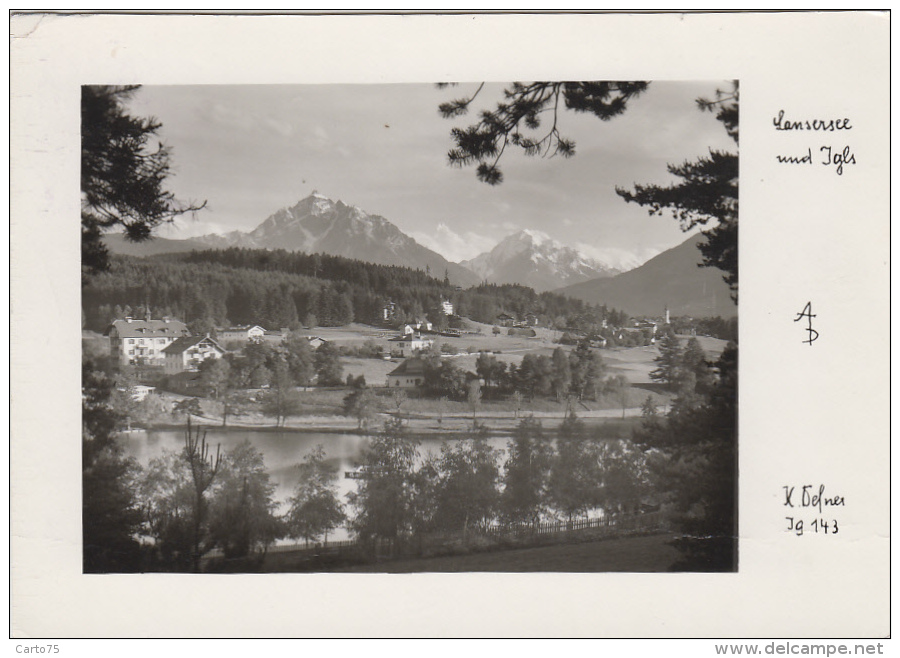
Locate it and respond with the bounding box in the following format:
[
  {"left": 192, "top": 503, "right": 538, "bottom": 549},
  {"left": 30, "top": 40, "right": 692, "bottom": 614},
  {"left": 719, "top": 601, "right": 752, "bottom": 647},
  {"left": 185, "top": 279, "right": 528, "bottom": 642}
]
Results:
[
  {"left": 346, "top": 373, "right": 367, "bottom": 388},
  {"left": 558, "top": 331, "right": 579, "bottom": 345},
  {"left": 358, "top": 339, "right": 384, "bottom": 359},
  {"left": 508, "top": 327, "right": 536, "bottom": 337},
  {"left": 440, "top": 343, "right": 458, "bottom": 355}
]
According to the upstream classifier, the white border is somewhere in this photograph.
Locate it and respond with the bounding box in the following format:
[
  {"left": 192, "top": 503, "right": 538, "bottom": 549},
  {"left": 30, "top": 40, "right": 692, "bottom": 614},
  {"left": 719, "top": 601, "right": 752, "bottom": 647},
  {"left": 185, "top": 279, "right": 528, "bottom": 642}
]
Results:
[{"left": 10, "top": 11, "right": 890, "bottom": 638}]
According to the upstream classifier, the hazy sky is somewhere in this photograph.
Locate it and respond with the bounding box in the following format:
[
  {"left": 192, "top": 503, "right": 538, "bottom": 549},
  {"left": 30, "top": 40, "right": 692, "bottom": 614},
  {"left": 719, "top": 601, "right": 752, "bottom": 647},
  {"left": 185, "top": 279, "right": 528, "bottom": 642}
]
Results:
[{"left": 128, "top": 81, "right": 735, "bottom": 268}]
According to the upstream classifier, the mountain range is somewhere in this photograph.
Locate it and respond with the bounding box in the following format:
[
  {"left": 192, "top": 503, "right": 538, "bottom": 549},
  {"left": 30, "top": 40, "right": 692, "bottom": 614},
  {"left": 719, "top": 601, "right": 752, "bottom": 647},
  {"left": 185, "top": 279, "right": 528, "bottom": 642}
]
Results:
[
  {"left": 557, "top": 233, "right": 737, "bottom": 318},
  {"left": 101, "top": 192, "right": 736, "bottom": 319},
  {"left": 103, "top": 193, "right": 623, "bottom": 291},
  {"left": 460, "top": 229, "right": 621, "bottom": 293},
  {"left": 105, "top": 193, "right": 480, "bottom": 287}
]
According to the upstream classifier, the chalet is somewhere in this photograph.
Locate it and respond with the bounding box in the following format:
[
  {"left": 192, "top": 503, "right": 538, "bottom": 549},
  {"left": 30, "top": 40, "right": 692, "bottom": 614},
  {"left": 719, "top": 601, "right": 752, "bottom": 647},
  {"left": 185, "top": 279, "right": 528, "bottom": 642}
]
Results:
[
  {"left": 386, "top": 358, "right": 428, "bottom": 389},
  {"left": 389, "top": 333, "right": 433, "bottom": 357},
  {"left": 522, "top": 313, "right": 539, "bottom": 327},
  {"left": 106, "top": 317, "right": 190, "bottom": 367},
  {"left": 403, "top": 319, "right": 433, "bottom": 334},
  {"left": 496, "top": 313, "right": 516, "bottom": 327},
  {"left": 440, "top": 299, "right": 454, "bottom": 316},
  {"left": 162, "top": 335, "right": 226, "bottom": 375},
  {"left": 306, "top": 336, "right": 327, "bottom": 350},
  {"left": 218, "top": 325, "right": 266, "bottom": 343}
]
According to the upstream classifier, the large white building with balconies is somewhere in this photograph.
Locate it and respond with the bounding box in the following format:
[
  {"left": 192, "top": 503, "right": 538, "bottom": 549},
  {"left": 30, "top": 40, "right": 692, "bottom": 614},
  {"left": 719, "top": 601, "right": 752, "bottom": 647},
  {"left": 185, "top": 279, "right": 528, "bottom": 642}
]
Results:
[{"left": 105, "top": 317, "right": 191, "bottom": 367}]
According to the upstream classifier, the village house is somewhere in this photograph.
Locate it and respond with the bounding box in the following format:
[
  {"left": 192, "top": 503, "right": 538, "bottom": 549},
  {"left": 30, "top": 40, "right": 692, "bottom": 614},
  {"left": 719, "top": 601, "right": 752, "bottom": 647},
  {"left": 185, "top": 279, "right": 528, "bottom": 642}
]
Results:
[
  {"left": 105, "top": 317, "right": 191, "bottom": 367},
  {"left": 217, "top": 325, "right": 266, "bottom": 343},
  {"left": 306, "top": 336, "right": 327, "bottom": 350},
  {"left": 403, "top": 319, "right": 433, "bottom": 334},
  {"left": 496, "top": 312, "right": 516, "bottom": 327},
  {"left": 389, "top": 333, "right": 434, "bottom": 357},
  {"left": 440, "top": 299, "right": 454, "bottom": 316},
  {"left": 386, "top": 357, "right": 428, "bottom": 389},
  {"left": 635, "top": 319, "right": 658, "bottom": 335},
  {"left": 162, "top": 335, "right": 226, "bottom": 375}
]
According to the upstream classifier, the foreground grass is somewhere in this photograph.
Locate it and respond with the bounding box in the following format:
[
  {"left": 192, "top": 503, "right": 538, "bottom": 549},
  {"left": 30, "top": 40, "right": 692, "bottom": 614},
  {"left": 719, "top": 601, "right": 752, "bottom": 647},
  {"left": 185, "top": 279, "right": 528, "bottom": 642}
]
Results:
[{"left": 334, "top": 533, "right": 682, "bottom": 573}]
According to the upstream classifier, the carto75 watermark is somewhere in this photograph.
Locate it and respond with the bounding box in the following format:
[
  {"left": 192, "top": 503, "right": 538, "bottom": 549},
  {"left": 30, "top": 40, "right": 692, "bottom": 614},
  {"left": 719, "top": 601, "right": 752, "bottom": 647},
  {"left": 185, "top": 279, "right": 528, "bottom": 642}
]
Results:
[{"left": 15, "top": 646, "right": 60, "bottom": 654}]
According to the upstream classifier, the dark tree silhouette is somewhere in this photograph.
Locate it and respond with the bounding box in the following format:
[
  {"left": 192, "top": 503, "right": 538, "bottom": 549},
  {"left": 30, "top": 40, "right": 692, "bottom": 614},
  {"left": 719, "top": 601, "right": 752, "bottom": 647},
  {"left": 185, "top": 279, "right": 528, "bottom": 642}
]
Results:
[
  {"left": 633, "top": 342, "right": 737, "bottom": 571},
  {"left": 183, "top": 420, "right": 222, "bottom": 572},
  {"left": 439, "top": 81, "right": 648, "bottom": 185},
  {"left": 82, "top": 361, "right": 143, "bottom": 572},
  {"left": 617, "top": 82, "right": 739, "bottom": 299},
  {"left": 650, "top": 333, "right": 684, "bottom": 390},
  {"left": 81, "top": 85, "right": 205, "bottom": 276}
]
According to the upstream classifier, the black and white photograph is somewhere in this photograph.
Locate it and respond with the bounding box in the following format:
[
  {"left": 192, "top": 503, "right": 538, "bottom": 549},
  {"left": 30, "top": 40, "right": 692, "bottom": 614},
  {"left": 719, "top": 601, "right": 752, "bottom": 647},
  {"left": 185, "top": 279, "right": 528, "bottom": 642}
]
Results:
[
  {"left": 81, "top": 80, "right": 738, "bottom": 575},
  {"left": 11, "top": 11, "right": 888, "bottom": 640}
]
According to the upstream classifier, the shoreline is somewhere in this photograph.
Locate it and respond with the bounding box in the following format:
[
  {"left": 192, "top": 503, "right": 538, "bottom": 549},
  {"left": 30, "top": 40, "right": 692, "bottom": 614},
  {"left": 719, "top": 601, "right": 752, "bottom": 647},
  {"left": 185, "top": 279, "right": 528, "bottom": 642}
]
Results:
[{"left": 124, "top": 407, "right": 645, "bottom": 439}]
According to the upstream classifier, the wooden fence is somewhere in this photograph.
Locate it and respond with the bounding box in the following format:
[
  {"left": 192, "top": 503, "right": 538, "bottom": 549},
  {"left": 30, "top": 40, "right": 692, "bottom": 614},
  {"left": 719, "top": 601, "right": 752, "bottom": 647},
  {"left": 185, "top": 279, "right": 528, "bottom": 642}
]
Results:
[{"left": 483, "top": 511, "right": 662, "bottom": 538}]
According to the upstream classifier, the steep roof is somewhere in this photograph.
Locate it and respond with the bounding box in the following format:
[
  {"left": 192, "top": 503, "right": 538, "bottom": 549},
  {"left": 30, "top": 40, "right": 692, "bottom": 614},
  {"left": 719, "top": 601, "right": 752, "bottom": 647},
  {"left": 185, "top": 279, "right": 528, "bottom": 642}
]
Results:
[
  {"left": 388, "top": 358, "right": 428, "bottom": 377},
  {"left": 220, "top": 324, "right": 266, "bottom": 333},
  {"left": 162, "top": 335, "right": 225, "bottom": 355},
  {"left": 106, "top": 318, "right": 189, "bottom": 339},
  {"left": 390, "top": 332, "right": 430, "bottom": 342}
]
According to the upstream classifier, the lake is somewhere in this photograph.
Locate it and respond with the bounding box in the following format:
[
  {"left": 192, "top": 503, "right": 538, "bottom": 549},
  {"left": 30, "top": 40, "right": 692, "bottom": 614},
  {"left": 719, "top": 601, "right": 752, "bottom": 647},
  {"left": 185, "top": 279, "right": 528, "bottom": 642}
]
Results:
[{"left": 120, "top": 427, "right": 509, "bottom": 542}]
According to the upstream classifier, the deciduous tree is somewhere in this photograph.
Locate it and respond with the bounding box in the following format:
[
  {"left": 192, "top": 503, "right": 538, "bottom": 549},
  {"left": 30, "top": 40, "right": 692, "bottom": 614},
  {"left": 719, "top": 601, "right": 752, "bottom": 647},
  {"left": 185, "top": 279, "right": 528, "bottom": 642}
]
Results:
[
  {"left": 315, "top": 341, "right": 344, "bottom": 387},
  {"left": 343, "top": 386, "right": 378, "bottom": 430},
  {"left": 199, "top": 357, "right": 231, "bottom": 401},
  {"left": 207, "top": 441, "right": 281, "bottom": 560},
  {"left": 432, "top": 438, "right": 501, "bottom": 536},
  {"left": 604, "top": 374, "right": 631, "bottom": 418},
  {"left": 285, "top": 445, "right": 345, "bottom": 547},
  {"left": 467, "top": 379, "right": 482, "bottom": 422},
  {"left": 475, "top": 352, "right": 507, "bottom": 395},
  {"left": 569, "top": 339, "right": 607, "bottom": 401},
  {"left": 347, "top": 420, "right": 422, "bottom": 555},
  {"left": 501, "top": 416, "right": 555, "bottom": 526},
  {"left": 282, "top": 334, "right": 316, "bottom": 386},
  {"left": 548, "top": 414, "right": 599, "bottom": 523}
]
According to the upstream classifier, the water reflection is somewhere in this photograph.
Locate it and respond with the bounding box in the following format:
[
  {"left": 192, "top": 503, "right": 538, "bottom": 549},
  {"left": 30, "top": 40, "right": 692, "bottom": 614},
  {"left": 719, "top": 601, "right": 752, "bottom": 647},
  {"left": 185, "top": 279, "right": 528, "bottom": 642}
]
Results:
[{"left": 120, "top": 427, "right": 507, "bottom": 542}]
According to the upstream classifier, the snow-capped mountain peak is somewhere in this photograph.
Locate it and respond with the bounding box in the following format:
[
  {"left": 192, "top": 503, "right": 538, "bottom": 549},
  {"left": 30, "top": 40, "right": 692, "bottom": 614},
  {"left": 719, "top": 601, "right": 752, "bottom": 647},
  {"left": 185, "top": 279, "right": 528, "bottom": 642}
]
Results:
[
  {"left": 189, "top": 192, "right": 479, "bottom": 287},
  {"left": 460, "top": 229, "right": 623, "bottom": 292}
]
